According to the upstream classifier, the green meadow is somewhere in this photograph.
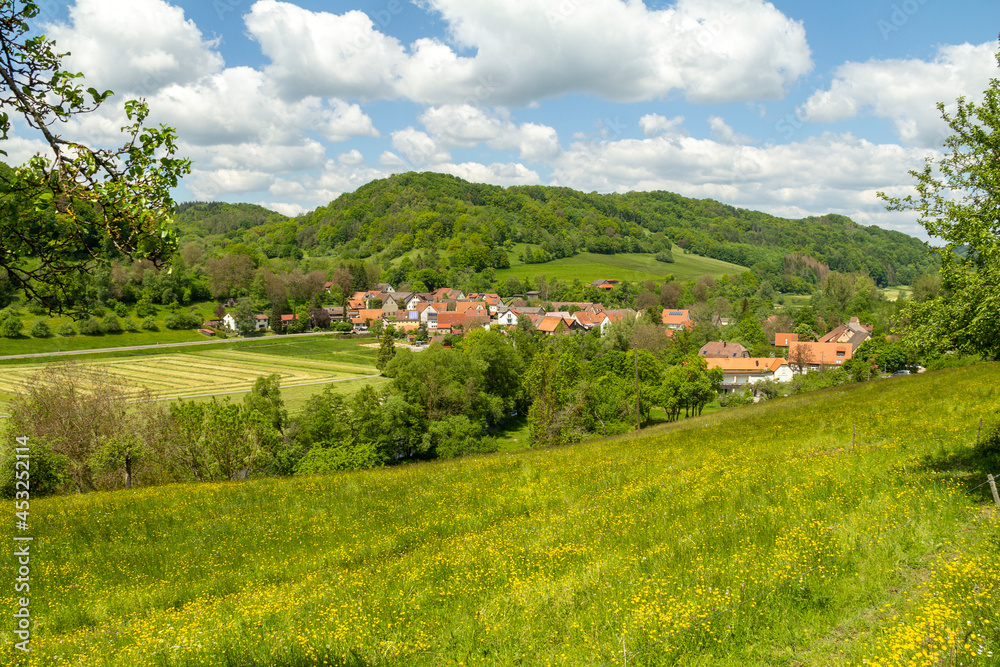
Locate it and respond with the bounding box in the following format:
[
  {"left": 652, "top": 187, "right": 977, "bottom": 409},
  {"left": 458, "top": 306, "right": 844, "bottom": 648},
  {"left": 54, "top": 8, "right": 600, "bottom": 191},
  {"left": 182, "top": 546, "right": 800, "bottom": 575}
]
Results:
[
  {"left": 2, "top": 364, "right": 998, "bottom": 666},
  {"left": 496, "top": 247, "right": 747, "bottom": 284},
  {"left": 0, "top": 302, "right": 226, "bottom": 356}
]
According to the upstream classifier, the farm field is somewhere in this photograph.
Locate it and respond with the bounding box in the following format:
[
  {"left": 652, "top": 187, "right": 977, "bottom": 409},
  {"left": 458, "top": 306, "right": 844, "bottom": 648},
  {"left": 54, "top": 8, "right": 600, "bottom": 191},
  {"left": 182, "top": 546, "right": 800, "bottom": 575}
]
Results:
[
  {"left": 2, "top": 364, "right": 998, "bottom": 666},
  {"left": 496, "top": 246, "right": 747, "bottom": 284},
  {"left": 0, "top": 336, "right": 380, "bottom": 413}
]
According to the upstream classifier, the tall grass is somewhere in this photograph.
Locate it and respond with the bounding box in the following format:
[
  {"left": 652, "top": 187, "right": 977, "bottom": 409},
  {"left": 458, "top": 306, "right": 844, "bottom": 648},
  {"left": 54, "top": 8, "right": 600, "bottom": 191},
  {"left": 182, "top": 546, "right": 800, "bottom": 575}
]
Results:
[{"left": 1, "top": 365, "right": 998, "bottom": 666}]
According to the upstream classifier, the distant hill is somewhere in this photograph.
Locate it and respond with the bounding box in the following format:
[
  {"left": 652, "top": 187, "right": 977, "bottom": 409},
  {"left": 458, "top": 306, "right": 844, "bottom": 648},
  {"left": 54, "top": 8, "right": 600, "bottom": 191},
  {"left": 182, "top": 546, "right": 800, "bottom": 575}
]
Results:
[
  {"left": 174, "top": 172, "right": 937, "bottom": 290},
  {"left": 174, "top": 201, "right": 290, "bottom": 239}
]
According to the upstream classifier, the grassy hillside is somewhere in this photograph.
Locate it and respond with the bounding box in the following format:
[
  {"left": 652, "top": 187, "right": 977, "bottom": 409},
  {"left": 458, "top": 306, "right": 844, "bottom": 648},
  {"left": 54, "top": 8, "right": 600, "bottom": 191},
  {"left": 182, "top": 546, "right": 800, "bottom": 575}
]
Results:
[
  {"left": 2, "top": 365, "right": 999, "bottom": 666},
  {"left": 497, "top": 246, "right": 745, "bottom": 283}
]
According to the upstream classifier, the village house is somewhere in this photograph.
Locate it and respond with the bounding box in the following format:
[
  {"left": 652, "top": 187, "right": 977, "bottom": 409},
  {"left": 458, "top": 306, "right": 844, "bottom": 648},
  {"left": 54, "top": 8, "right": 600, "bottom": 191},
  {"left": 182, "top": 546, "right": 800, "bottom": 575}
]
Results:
[
  {"left": 346, "top": 299, "right": 365, "bottom": 319},
  {"left": 495, "top": 307, "right": 521, "bottom": 327},
  {"left": 706, "top": 357, "right": 794, "bottom": 393},
  {"left": 453, "top": 301, "right": 489, "bottom": 317},
  {"left": 379, "top": 294, "right": 400, "bottom": 318},
  {"left": 536, "top": 315, "right": 585, "bottom": 335},
  {"left": 698, "top": 341, "right": 750, "bottom": 358},
  {"left": 662, "top": 309, "right": 694, "bottom": 331},
  {"left": 818, "top": 317, "right": 872, "bottom": 350},
  {"left": 398, "top": 310, "right": 421, "bottom": 326},
  {"left": 402, "top": 293, "right": 425, "bottom": 310},
  {"left": 431, "top": 287, "right": 466, "bottom": 301},
  {"left": 322, "top": 305, "right": 345, "bottom": 321},
  {"left": 787, "top": 341, "right": 853, "bottom": 372},
  {"left": 436, "top": 312, "right": 489, "bottom": 334},
  {"left": 517, "top": 305, "right": 546, "bottom": 317},
  {"left": 351, "top": 308, "right": 385, "bottom": 330},
  {"left": 775, "top": 332, "right": 798, "bottom": 347},
  {"left": 573, "top": 311, "right": 613, "bottom": 333},
  {"left": 222, "top": 312, "right": 269, "bottom": 332}
]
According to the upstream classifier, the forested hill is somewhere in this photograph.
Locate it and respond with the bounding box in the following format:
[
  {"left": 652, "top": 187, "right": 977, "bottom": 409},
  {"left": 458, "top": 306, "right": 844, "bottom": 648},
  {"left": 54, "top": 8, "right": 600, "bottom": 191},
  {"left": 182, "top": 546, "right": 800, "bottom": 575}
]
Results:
[
  {"left": 174, "top": 201, "right": 290, "bottom": 239},
  {"left": 175, "top": 172, "right": 937, "bottom": 290}
]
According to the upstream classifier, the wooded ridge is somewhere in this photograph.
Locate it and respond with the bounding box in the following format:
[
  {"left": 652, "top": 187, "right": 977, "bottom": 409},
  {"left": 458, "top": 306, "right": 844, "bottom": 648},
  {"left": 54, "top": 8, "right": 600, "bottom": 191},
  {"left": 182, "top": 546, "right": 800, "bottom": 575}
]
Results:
[{"left": 174, "top": 171, "right": 937, "bottom": 292}]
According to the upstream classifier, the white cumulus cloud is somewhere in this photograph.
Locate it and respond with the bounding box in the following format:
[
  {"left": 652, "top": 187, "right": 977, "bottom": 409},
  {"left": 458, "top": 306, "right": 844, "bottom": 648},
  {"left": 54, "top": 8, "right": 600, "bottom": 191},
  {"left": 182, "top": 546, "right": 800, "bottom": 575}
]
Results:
[
  {"left": 46, "top": 0, "right": 223, "bottom": 95},
  {"left": 244, "top": 0, "right": 812, "bottom": 106},
  {"left": 639, "top": 114, "right": 687, "bottom": 138},
  {"left": 418, "top": 105, "right": 561, "bottom": 161},
  {"left": 800, "top": 42, "right": 997, "bottom": 146}
]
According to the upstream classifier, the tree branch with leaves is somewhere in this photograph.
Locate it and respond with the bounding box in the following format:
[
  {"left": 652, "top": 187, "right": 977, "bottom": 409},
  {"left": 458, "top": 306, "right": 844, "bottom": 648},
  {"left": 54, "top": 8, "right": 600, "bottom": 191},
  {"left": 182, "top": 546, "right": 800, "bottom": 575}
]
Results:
[
  {"left": 0, "top": 0, "right": 191, "bottom": 315},
  {"left": 879, "top": 37, "right": 1000, "bottom": 361}
]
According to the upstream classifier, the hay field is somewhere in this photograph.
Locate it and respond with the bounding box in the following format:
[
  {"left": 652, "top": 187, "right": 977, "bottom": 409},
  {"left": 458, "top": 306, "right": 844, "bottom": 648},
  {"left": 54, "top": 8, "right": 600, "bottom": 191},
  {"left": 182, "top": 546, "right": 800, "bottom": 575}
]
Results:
[{"left": 0, "top": 348, "right": 377, "bottom": 404}]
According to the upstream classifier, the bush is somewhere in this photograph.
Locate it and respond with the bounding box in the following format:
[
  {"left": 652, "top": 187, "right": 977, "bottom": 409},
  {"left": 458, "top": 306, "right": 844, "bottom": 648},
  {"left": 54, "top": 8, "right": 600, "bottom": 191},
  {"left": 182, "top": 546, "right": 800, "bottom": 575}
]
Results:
[
  {"left": 141, "top": 316, "right": 158, "bottom": 331},
  {"left": 788, "top": 367, "right": 850, "bottom": 394},
  {"left": 135, "top": 298, "right": 157, "bottom": 318},
  {"left": 111, "top": 300, "right": 129, "bottom": 317},
  {"left": 718, "top": 387, "right": 753, "bottom": 408},
  {"left": 121, "top": 316, "right": 139, "bottom": 332},
  {"left": 0, "top": 438, "right": 70, "bottom": 498},
  {"left": 0, "top": 310, "right": 24, "bottom": 337},
  {"left": 164, "top": 310, "right": 202, "bottom": 330},
  {"left": 26, "top": 301, "right": 47, "bottom": 315},
  {"left": 295, "top": 442, "right": 386, "bottom": 474},
  {"left": 77, "top": 316, "right": 102, "bottom": 335},
  {"left": 29, "top": 320, "right": 51, "bottom": 338},
  {"left": 57, "top": 322, "right": 76, "bottom": 336},
  {"left": 655, "top": 249, "right": 675, "bottom": 263},
  {"left": 422, "top": 416, "right": 492, "bottom": 459},
  {"left": 101, "top": 312, "right": 122, "bottom": 333},
  {"left": 752, "top": 379, "right": 785, "bottom": 400},
  {"left": 925, "top": 352, "right": 984, "bottom": 371}
]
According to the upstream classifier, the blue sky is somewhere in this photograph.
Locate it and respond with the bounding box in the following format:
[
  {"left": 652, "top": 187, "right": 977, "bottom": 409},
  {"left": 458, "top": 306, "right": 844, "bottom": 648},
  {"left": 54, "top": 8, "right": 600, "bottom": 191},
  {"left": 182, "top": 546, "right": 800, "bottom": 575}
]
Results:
[{"left": 8, "top": 0, "right": 1000, "bottom": 238}]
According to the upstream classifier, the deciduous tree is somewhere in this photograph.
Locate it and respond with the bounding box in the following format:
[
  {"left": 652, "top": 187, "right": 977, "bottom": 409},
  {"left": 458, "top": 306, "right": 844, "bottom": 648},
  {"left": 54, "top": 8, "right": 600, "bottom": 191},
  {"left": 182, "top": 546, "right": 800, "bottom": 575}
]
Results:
[
  {"left": 880, "top": 40, "right": 1000, "bottom": 360},
  {"left": 0, "top": 1, "right": 190, "bottom": 314}
]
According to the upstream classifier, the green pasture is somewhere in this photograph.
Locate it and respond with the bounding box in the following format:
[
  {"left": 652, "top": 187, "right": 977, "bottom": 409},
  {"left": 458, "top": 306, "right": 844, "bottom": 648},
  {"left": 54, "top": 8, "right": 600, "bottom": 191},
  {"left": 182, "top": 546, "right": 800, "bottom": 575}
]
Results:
[
  {"left": 0, "top": 301, "right": 221, "bottom": 356},
  {"left": 881, "top": 285, "right": 911, "bottom": 302},
  {"left": 497, "top": 246, "right": 747, "bottom": 284},
  {"left": 3, "top": 364, "right": 998, "bottom": 666}
]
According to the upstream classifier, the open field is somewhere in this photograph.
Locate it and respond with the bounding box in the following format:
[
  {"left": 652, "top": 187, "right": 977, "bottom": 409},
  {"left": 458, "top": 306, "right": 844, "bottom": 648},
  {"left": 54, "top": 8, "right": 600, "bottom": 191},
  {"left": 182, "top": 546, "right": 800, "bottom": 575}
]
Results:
[
  {"left": 882, "top": 286, "right": 911, "bottom": 302},
  {"left": 0, "top": 336, "right": 380, "bottom": 413},
  {"left": 496, "top": 247, "right": 747, "bottom": 284},
  {"left": 3, "top": 364, "right": 998, "bottom": 666}
]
